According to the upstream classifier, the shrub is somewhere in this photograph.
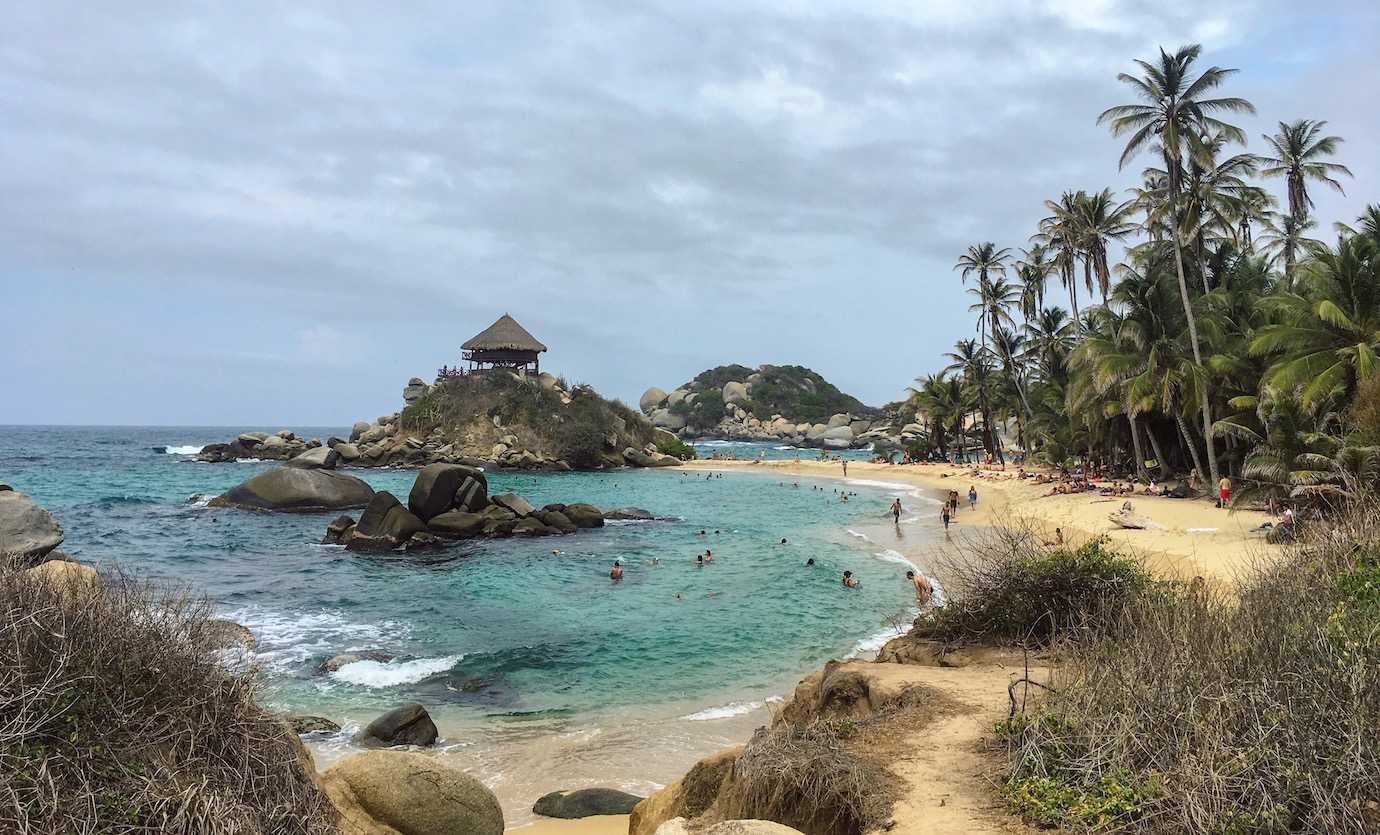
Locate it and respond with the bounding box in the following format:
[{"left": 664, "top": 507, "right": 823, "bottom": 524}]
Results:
[
  {"left": 726, "top": 719, "right": 892, "bottom": 835},
  {"left": 922, "top": 528, "right": 1151, "bottom": 647},
  {"left": 0, "top": 558, "right": 335, "bottom": 834},
  {"left": 1001, "top": 504, "right": 1380, "bottom": 833},
  {"left": 654, "top": 433, "right": 696, "bottom": 460}
]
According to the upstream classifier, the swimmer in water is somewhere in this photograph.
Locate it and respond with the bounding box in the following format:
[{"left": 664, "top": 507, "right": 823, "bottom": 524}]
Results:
[
  {"left": 842, "top": 570, "right": 859, "bottom": 588},
  {"left": 695, "top": 554, "right": 704, "bottom": 567},
  {"left": 780, "top": 538, "right": 788, "bottom": 545},
  {"left": 610, "top": 560, "right": 623, "bottom": 581},
  {"left": 805, "top": 558, "right": 816, "bottom": 567},
  {"left": 703, "top": 549, "right": 713, "bottom": 562}
]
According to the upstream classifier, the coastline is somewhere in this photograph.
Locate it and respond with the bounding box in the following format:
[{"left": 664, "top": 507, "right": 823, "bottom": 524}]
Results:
[{"left": 683, "top": 458, "right": 1279, "bottom": 583}]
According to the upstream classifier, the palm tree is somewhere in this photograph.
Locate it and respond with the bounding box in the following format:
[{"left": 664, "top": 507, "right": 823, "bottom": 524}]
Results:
[
  {"left": 1037, "top": 192, "right": 1088, "bottom": 333},
  {"left": 1251, "top": 234, "right": 1380, "bottom": 408},
  {"left": 1075, "top": 188, "right": 1138, "bottom": 305},
  {"left": 954, "top": 243, "right": 1013, "bottom": 348},
  {"left": 1015, "top": 245, "right": 1054, "bottom": 319},
  {"left": 909, "top": 374, "right": 968, "bottom": 462},
  {"left": 1024, "top": 306, "right": 1076, "bottom": 385},
  {"left": 1098, "top": 42, "right": 1255, "bottom": 489},
  {"left": 944, "top": 338, "right": 1002, "bottom": 463},
  {"left": 1258, "top": 119, "right": 1353, "bottom": 222},
  {"left": 1259, "top": 211, "right": 1322, "bottom": 287},
  {"left": 966, "top": 275, "right": 1020, "bottom": 348}
]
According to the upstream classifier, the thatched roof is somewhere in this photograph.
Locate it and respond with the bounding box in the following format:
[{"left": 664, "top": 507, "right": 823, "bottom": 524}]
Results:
[{"left": 462, "top": 313, "right": 547, "bottom": 353}]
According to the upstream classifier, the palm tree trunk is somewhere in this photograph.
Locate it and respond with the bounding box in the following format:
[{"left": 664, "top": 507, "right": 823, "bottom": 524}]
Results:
[
  {"left": 1166, "top": 176, "right": 1221, "bottom": 489},
  {"left": 1145, "top": 422, "right": 1172, "bottom": 479},
  {"left": 1065, "top": 263, "right": 1082, "bottom": 334},
  {"left": 1128, "top": 412, "right": 1149, "bottom": 482},
  {"left": 1176, "top": 414, "right": 1206, "bottom": 484}
]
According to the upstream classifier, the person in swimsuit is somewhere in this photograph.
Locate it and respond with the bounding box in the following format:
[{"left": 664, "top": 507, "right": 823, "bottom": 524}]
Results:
[
  {"left": 891, "top": 498, "right": 902, "bottom": 523},
  {"left": 906, "top": 570, "right": 932, "bottom": 605},
  {"left": 703, "top": 549, "right": 714, "bottom": 562},
  {"left": 941, "top": 504, "right": 951, "bottom": 530},
  {"left": 842, "top": 570, "right": 859, "bottom": 588},
  {"left": 610, "top": 560, "right": 623, "bottom": 581},
  {"left": 695, "top": 554, "right": 704, "bottom": 567}
]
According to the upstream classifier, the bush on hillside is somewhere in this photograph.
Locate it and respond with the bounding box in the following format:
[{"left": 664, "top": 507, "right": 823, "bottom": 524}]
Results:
[
  {"left": 0, "top": 558, "right": 335, "bottom": 834},
  {"left": 921, "top": 528, "right": 1151, "bottom": 647},
  {"left": 1000, "top": 505, "right": 1380, "bottom": 833},
  {"left": 654, "top": 433, "right": 697, "bottom": 460}
]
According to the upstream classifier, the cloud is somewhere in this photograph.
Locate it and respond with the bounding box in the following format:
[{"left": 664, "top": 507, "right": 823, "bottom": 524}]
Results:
[{"left": 1, "top": 0, "right": 1376, "bottom": 424}]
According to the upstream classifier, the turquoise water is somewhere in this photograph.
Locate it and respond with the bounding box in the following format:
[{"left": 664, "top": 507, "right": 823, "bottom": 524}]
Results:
[{"left": 2, "top": 427, "right": 934, "bottom": 725}]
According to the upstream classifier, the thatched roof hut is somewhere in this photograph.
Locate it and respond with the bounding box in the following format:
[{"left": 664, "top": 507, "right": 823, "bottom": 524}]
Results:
[{"left": 461, "top": 314, "right": 547, "bottom": 373}]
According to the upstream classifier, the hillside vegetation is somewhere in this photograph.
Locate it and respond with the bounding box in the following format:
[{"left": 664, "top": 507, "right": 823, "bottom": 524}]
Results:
[{"left": 676, "top": 364, "right": 874, "bottom": 427}]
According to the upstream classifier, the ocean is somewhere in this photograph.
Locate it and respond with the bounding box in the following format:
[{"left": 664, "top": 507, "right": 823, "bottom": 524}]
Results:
[{"left": 1, "top": 426, "right": 943, "bottom": 824}]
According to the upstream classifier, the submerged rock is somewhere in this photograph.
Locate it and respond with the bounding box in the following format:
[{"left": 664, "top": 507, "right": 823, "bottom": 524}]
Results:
[
  {"left": 322, "top": 514, "right": 356, "bottom": 545},
  {"left": 320, "top": 651, "right": 394, "bottom": 673},
  {"left": 0, "top": 489, "right": 64, "bottom": 563},
  {"left": 605, "top": 507, "right": 655, "bottom": 521},
  {"left": 285, "top": 714, "right": 341, "bottom": 734},
  {"left": 208, "top": 468, "right": 375, "bottom": 512},
  {"left": 362, "top": 702, "right": 438, "bottom": 747},
  {"left": 491, "top": 493, "right": 536, "bottom": 517},
  {"left": 534, "top": 788, "right": 645, "bottom": 819},
  {"left": 323, "top": 750, "right": 503, "bottom": 835}
]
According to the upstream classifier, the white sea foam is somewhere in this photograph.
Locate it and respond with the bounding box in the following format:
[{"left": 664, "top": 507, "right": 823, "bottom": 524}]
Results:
[
  {"left": 845, "top": 529, "right": 873, "bottom": 543},
  {"left": 331, "top": 654, "right": 464, "bottom": 688},
  {"left": 219, "top": 606, "right": 408, "bottom": 671},
  {"left": 846, "top": 620, "right": 911, "bottom": 659},
  {"left": 185, "top": 492, "right": 214, "bottom": 508},
  {"left": 682, "top": 696, "right": 782, "bottom": 721},
  {"left": 163, "top": 444, "right": 205, "bottom": 455},
  {"left": 842, "top": 477, "right": 935, "bottom": 503},
  {"left": 873, "top": 548, "right": 918, "bottom": 570}
]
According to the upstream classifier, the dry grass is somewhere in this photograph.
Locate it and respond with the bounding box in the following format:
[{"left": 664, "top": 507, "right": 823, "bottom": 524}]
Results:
[
  {"left": 0, "top": 557, "right": 335, "bottom": 834},
  {"left": 1000, "top": 504, "right": 1380, "bottom": 833}
]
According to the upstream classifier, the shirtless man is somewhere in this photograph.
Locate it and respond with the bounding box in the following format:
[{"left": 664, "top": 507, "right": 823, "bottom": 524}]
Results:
[
  {"left": 610, "top": 560, "right": 624, "bottom": 581},
  {"left": 842, "top": 570, "right": 859, "bottom": 588},
  {"left": 906, "top": 570, "right": 933, "bottom": 605},
  {"left": 891, "top": 498, "right": 903, "bottom": 523}
]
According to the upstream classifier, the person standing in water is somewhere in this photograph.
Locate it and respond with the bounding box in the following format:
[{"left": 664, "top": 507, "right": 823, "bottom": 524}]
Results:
[
  {"left": 941, "top": 504, "right": 951, "bottom": 530},
  {"left": 906, "top": 570, "right": 932, "bottom": 606},
  {"left": 842, "top": 570, "right": 858, "bottom": 588},
  {"left": 891, "top": 498, "right": 902, "bottom": 523},
  {"left": 610, "top": 560, "right": 623, "bottom": 581}
]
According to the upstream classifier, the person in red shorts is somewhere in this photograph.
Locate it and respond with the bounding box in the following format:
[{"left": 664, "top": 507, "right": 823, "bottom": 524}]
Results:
[{"left": 1218, "top": 476, "right": 1231, "bottom": 507}]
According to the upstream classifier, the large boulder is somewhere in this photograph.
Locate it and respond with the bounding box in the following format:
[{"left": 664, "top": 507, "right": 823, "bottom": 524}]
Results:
[
  {"left": 819, "top": 426, "right": 855, "bottom": 447},
  {"left": 350, "top": 421, "right": 372, "bottom": 442},
  {"left": 0, "top": 489, "right": 64, "bottom": 563},
  {"left": 207, "top": 468, "right": 375, "bottom": 512},
  {"left": 359, "top": 425, "right": 387, "bottom": 445},
  {"left": 25, "top": 560, "right": 99, "bottom": 598},
  {"left": 538, "top": 510, "right": 577, "bottom": 534},
  {"left": 534, "top": 788, "right": 645, "bottom": 819},
  {"left": 722, "top": 381, "right": 749, "bottom": 405},
  {"left": 562, "top": 504, "right": 605, "bottom": 528},
  {"left": 639, "top": 387, "right": 669, "bottom": 415},
  {"left": 205, "top": 619, "right": 257, "bottom": 651},
  {"left": 321, "top": 651, "right": 394, "bottom": 673},
  {"left": 491, "top": 493, "right": 536, "bottom": 518},
  {"left": 402, "top": 377, "right": 430, "bottom": 404},
  {"left": 666, "top": 389, "right": 690, "bottom": 407},
  {"left": 334, "top": 442, "right": 362, "bottom": 462},
  {"left": 286, "top": 446, "right": 339, "bottom": 469},
  {"left": 630, "top": 746, "right": 743, "bottom": 835},
  {"left": 512, "top": 517, "right": 554, "bottom": 537},
  {"left": 605, "top": 507, "right": 654, "bottom": 521},
  {"left": 362, "top": 703, "right": 438, "bottom": 747},
  {"left": 323, "top": 750, "right": 503, "bottom": 835},
  {"left": 454, "top": 475, "right": 488, "bottom": 512},
  {"left": 651, "top": 409, "right": 687, "bottom": 431},
  {"left": 286, "top": 715, "right": 341, "bottom": 734},
  {"left": 427, "top": 510, "right": 487, "bottom": 539},
  {"left": 349, "top": 492, "right": 427, "bottom": 551},
  {"left": 408, "top": 464, "right": 487, "bottom": 522},
  {"left": 323, "top": 515, "right": 357, "bottom": 545}
]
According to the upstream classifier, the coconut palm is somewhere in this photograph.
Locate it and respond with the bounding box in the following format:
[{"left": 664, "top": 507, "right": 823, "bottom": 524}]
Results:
[
  {"left": 954, "top": 243, "right": 1013, "bottom": 348},
  {"left": 1024, "top": 306, "right": 1076, "bottom": 385},
  {"left": 1258, "top": 119, "right": 1353, "bottom": 222},
  {"left": 1015, "top": 245, "right": 1054, "bottom": 319},
  {"left": 1075, "top": 188, "right": 1138, "bottom": 305},
  {"left": 1251, "top": 234, "right": 1380, "bottom": 408},
  {"left": 1099, "top": 42, "right": 1254, "bottom": 488},
  {"left": 944, "top": 338, "right": 1002, "bottom": 463},
  {"left": 1259, "top": 211, "right": 1323, "bottom": 287},
  {"left": 1036, "top": 192, "right": 1088, "bottom": 333}
]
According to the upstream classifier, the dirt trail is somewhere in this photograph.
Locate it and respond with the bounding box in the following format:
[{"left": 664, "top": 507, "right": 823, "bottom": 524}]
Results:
[{"left": 881, "top": 662, "right": 1048, "bottom": 835}]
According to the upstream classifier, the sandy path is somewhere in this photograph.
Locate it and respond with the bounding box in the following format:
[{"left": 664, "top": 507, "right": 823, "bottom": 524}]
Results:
[{"left": 882, "top": 663, "right": 1045, "bottom": 835}]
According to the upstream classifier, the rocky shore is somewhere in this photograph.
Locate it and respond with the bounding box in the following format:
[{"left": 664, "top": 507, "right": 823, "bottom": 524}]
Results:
[{"left": 197, "top": 372, "right": 683, "bottom": 471}]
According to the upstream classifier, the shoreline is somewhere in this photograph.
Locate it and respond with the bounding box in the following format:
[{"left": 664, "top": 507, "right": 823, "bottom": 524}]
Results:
[{"left": 683, "top": 458, "right": 1279, "bottom": 583}]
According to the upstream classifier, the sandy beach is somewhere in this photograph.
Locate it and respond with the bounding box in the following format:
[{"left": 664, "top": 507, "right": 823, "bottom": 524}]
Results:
[
  {"left": 517, "top": 815, "right": 631, "bottom": 835},
  {"left": 683, "top": 458, "right": 1279, "bottom": 584}
]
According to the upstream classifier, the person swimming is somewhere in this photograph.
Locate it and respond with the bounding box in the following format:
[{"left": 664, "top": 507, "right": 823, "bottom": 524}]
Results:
[
  {"left": 703, "top": 549, "right": 713, "bottom": 562},
  {"left": 805, "top": 558, "right": 816, "bottom": 567},
  {"left": 610, "top": 560, "right": 623, "bottom": 581},
  {"left": 842, "top": 570, "right": 859, "bottom": 588},
  {"left": 780, "top": 538, "right": 788, "bottom": 545},
  {"left": 695, "top": 554, "right": 704, "bottom": 567}
]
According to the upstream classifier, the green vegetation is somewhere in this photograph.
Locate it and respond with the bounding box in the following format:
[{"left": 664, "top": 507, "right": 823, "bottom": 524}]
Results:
[
  {"left": 1000, "top": 506, "right": 1380, "bottom": 832},
  {"left": 400, "top": 370, "right": 654, "bottom": 468},
  {"left": 681, "top": 364, "right": 872, "bottom": 425},
  {"left": 922, "top": 529, "right": 1151, "bottom": 647},
  {"left": 901, "top": 41, "right": 1380, "bottom": 504},
  {"left": 653, "top": 431, "right": 697, "bottom": 460},
  {"left": 0, "top": 560, "right": 334, "bottom": 833}
]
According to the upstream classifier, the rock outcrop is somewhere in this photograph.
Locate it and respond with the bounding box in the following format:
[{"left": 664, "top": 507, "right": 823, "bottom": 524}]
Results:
[
  {"left": 0, "top": 488, "right": 65, "bottom": 563},
  {"left": 347, "top": 492, "right": 428, "bottom": 552},
  {"left": 323, "top": 750, "right": 503, "bottom": 835},
  {"left": 209, "top": 468, "right": 376, "bottom": 512},
  {"left": 629, "top": 747, "right": 744, "bottom": 835},
  {"left": 362, "top": 703, "right": 438, "bottom": 748},
  {"left": 533, "top": 788, "right": 645, "bottom": 818}
]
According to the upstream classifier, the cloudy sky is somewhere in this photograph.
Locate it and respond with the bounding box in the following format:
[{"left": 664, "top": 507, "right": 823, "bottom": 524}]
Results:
[{"left": 3, "top": 1, "right": 1377, "bottom": 425}]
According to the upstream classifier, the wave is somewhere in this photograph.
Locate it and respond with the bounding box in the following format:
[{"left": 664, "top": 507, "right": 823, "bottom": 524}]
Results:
[
  {"left": 90, "top": 495, "right": 156, "bottom": 507},
  {"left": 682, "top": 696, "right": 781, "bottom": 721},
  {"left": 873, "top": 548, "right": 918, "bottom": 570},
  {"left": 331, "top": 654, "right": 464, "bottom": 688},
  {"left": 155, "top": 444, "right": 206, "bottom": 455},
  {"left": 841, "top": 478, "right": 934, "bottom": 502},
  {"left": 185, "top": 492, "right": 214, "bottom": 508},
  {"left": 845, "top": 529, "right": 873, "bottom": 543},
  {"left": 218, "top": 606, "right": 409, "bottom": 671}
]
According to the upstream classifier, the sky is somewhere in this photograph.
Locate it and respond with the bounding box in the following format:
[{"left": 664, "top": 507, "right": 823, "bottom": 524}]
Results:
[{"left": 2, "top": 1, "right": 1377, "bottom": 426}]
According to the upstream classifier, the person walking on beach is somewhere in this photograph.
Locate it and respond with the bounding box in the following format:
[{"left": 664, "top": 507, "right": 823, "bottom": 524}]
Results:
[
  {"left": 1218, "top": 476, "right": 1232, "bottom": 508},
  {"left": 906, "top": 570, "right": 932, "bottom": 606},
  {"left": 968, "top": 485, "right": 977, "bottom": 509},
  {"left": 610, "top": 560, "right": 623, "bottom": 581},
  {"left": 842, "top": 570, "right": 859, "bottom": 588},
  {"left": 941, "top": 504, "right": 951, "bottom": 530},
  {"left": 891, "top": 498, "right": 902, "bottom": 524},
  {"left": 842, "top": 460, "right": 848, "bottom": 477}
]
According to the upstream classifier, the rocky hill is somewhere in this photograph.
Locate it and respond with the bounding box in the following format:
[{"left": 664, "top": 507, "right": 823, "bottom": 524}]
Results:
[
  {"left": 199, "top": 370, "right": 687, "bottom": 471},
  {"left": 639, "top": 364, "right": 892, "bottom": 449}
]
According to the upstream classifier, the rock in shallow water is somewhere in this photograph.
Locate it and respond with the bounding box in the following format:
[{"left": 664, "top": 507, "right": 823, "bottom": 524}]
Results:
[
  {"left": 408, "top": 463, "right": 487, "bottom": 522},
  {"left": 362, "top": 702, "right": 438, "bottom": 747},
  {"left": 285, "top": 714, "right": 341, "bottom": 734},
  {"left": 208, "top": 467, "right": 375, "bottom": 512},
  {"left": 534, "top": 788, "right": 645, "bottom": 819},
  {"left": 324, "top": 750, "right": 503, "bottom": 835}
]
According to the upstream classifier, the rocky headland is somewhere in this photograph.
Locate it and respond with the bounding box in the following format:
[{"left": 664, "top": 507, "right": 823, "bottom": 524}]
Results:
[
  {"left": 198, "top": 369, "right": 685, "bottom": 471},
  {"left": 639, "top": 364, "right": 919, "bottom": 452}
]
